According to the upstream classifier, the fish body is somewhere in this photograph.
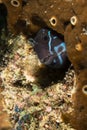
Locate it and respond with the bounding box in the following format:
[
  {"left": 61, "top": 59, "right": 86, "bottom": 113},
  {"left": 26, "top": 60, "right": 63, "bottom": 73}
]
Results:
[{"left": 33, "top": 29, "right": 69, "bottom": 68}]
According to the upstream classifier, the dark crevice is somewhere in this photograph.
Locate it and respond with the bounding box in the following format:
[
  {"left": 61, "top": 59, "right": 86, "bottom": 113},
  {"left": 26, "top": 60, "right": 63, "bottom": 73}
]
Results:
[
  {"left": 22, "top": 0, "right": 27, "bottom": 6},
  {"left": 0, "top": 3, "right": 8, "bottom": 31},
  {"left": 31, "top": 14, "right": 47, "bottom": 27},
  {"left": 0, "top": 3, "right": 10, "bottom": 67},
  {"left": 64, "top": 21, "right": 70, "bottom": 30}
]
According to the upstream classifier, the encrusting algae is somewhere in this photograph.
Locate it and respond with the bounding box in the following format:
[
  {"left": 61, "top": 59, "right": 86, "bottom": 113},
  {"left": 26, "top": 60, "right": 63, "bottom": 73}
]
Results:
[{"left": 0, "top": 35, "right": 75, "bottom": 130}]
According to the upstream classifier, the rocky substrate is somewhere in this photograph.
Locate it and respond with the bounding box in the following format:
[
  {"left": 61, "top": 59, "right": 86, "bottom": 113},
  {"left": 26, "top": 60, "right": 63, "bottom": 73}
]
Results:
[{"left": 0, "top": 35, "right": 75, "bottom": 130}]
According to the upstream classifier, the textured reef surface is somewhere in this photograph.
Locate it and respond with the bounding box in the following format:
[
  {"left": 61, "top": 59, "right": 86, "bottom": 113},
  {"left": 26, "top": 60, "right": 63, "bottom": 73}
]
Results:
[
  {"left": 0, "top": 0, "right": 87, "bottom": 130},
  {"left": 0, "top": 35, "right": 75, "bottom": 130}
]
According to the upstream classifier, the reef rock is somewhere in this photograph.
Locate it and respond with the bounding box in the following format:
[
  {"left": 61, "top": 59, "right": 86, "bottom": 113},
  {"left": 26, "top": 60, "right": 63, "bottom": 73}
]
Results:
[{"left": 0, "top": 88, "right": 12, "bottom": 130}]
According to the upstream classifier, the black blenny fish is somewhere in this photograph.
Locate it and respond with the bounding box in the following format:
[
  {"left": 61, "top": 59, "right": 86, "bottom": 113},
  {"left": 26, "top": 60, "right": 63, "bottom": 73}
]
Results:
[{"left": 31, "top": 28, "right": 70, "bottom": 68}]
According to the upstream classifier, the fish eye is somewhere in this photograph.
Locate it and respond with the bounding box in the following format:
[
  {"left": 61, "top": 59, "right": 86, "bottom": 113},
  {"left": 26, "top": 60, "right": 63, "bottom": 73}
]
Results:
[
  {"left": 49, "top": 16, "right": 57, "bottom": 27},
  {"left": 11, "top": 0, "right": 20, "bottom": 7},
  {"left": 82, "top": 85, "right": 87, "bottom": 95}
]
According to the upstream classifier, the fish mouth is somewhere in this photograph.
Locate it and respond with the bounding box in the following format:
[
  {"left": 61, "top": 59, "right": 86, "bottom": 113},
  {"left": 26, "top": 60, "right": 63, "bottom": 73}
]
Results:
[{"left": 41, "top": 54, "right": 54, "bottom": 65}]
